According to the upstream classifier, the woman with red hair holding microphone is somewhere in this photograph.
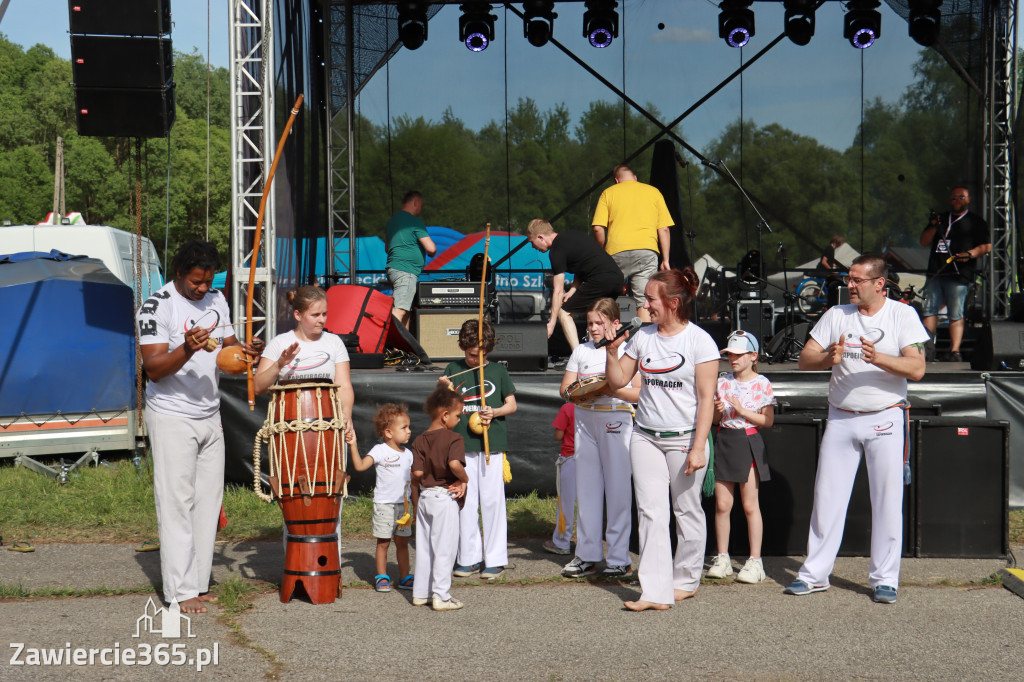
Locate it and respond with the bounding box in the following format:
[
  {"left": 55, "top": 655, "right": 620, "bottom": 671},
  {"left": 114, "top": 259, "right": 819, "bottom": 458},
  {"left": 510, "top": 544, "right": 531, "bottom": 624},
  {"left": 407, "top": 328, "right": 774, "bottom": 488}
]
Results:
[{"left": 602, "top": 268, "right": 720, "bottom": 611}]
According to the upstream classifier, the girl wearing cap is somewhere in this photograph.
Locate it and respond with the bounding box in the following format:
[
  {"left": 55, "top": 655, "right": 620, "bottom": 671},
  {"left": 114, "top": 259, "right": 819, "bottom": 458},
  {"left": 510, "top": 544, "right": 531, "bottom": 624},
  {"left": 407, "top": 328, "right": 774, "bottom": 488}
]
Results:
[{"left": 707, "top": 330, "right": 776, "bottom": 584}]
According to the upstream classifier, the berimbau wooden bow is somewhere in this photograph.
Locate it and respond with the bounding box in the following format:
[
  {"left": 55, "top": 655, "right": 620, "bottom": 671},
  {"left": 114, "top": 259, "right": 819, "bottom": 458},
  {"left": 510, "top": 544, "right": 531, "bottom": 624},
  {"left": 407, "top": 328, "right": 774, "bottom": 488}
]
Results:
[
  {"left": 477, "top": 222, "right": 491, "bottom": 462},
  {"left": 245, "top": 94, "right": 304, "bottom": 411}
]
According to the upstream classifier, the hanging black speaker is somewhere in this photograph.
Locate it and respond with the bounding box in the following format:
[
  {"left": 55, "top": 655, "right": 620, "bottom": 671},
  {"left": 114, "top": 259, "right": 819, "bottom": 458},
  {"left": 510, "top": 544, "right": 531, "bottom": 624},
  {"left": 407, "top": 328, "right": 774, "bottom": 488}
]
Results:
[
  {"left": 68, "top": 0, "right": 171, "bottom": 37},
  {"left": 71, "top": 36, "right": 173, "bottom": 89},
  {"left": 75, "top": 84, "right": 176, "bottom": 139}
]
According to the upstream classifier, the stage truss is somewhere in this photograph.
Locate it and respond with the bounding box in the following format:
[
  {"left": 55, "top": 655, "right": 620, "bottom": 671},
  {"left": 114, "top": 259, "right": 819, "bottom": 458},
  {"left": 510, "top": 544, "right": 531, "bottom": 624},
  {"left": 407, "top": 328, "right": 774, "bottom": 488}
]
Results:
[{"left": 231, "top": 0, "right": 1019, "bottom": 329}]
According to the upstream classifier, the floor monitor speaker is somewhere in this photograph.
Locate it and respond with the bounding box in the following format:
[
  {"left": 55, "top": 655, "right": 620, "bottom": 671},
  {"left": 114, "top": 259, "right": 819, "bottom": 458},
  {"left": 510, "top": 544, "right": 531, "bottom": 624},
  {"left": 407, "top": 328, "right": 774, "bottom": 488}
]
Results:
[{"left": 970, "top": 322, "right": 1024, "bottom": 371}]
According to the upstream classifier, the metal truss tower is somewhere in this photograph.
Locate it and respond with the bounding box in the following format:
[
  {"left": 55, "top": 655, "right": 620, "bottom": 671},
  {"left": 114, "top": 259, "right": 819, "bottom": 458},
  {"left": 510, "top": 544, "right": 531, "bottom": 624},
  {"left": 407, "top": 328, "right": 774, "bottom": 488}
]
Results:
[
  {"left": 229, "top": 0, "right": 276, "bottom": 339},
  {"left": 325, "top": 1, "right": 356, "bottom": 284},
  {"left": 983, "top": 0, "right": 1018, "bottom": 320}
]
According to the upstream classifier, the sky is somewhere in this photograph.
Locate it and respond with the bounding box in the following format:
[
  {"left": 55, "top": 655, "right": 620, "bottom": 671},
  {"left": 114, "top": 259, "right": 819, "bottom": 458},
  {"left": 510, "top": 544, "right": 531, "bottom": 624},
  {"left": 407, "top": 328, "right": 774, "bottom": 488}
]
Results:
[{"left": 0, "top": 1, "right": 962, "bottom": 153}]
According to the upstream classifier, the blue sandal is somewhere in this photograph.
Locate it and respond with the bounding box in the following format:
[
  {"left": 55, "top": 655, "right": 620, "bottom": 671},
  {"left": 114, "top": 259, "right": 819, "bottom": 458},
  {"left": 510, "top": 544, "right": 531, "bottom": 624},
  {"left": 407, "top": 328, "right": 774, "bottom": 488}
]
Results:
[
  {"left": 397, "top": 575, "right": 414, "bottom": 591},
  {"left": 374, "top": 574, "right": 391, "bottom": 592}
]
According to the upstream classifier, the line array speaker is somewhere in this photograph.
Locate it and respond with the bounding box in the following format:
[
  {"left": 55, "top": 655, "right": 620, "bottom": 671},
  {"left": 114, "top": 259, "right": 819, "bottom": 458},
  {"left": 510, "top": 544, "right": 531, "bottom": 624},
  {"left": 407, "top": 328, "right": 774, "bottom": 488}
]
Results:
[
  {"left": 69, "top": 0, "right": 171, "bottom": 37},
  {"left": 75, "top": 86, "right": 175, "bottom": 139},
  {"left": 71, "top": 36, "right": 173, "bottom": 89}
]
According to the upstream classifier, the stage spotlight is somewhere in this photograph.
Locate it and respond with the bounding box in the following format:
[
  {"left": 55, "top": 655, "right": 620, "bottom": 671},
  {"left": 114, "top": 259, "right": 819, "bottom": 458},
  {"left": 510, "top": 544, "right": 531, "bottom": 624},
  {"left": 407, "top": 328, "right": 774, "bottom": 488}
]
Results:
[
  {"left": 397, "top": 1, "right": 429, "bottom": 50},
  {"left": 583, "top": 0, "right": 619, "bottom": 49},
  {"left": 459, "top": 2, "right": 497, "bottom": 52},
  {"left": 523, "top": 0, "right": 557, "bottom": 48},
  {"left": 908, "top": 0, "right": 941, "bottom": 46},
  {"left": 783, "top": 0, "right": 815, "bottom": 46},
  {"left": 718, "top": 0, "right": 755, "bottom": 48},
  {"left": 843, "top": 0, "right": 882, "bottom": 49}
]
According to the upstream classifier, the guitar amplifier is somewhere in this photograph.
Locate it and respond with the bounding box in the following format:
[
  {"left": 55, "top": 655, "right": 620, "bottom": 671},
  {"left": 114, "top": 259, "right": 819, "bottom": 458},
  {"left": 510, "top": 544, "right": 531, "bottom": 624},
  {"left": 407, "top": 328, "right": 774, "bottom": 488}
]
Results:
[
  {"left": 418, "top": 281, "right": 487, "bottom": 308},
  {"left": 416, "top": 309, "right": 476, "bottom": 361}
]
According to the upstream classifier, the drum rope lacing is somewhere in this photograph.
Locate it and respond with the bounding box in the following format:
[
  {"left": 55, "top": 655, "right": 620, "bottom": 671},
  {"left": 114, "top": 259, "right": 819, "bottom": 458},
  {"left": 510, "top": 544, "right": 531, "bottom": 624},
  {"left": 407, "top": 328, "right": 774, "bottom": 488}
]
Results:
[{"left": 252, "top": 383, "right": 348, "bottom": 503}]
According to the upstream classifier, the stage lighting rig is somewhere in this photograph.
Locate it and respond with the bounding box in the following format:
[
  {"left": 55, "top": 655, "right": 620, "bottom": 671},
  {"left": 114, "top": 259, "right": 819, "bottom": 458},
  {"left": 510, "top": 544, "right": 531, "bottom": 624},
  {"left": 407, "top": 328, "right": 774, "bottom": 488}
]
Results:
[
  {"left": 523, "top": 1, "right": 557, "bottom": 47},
  {"left": 783, "top": 0, "right": 815, "bottom": 46},
  {"left": 908, "top": 0, "right": 941, "bottom": 46},
  {"left": 583, "top": 0, "right": 619, "bottom": 49},
  {"left": 718, "top": 0, "right": 755, "bottom": 48},
  {"left": 459, "top": 2, "right": 497, "bottom": 52},
  {"left": 843, "top": 0, "right": 882, "bottom": 49},
  {"left": 397, "top": 1, "right": 429, "bottom": 50}
]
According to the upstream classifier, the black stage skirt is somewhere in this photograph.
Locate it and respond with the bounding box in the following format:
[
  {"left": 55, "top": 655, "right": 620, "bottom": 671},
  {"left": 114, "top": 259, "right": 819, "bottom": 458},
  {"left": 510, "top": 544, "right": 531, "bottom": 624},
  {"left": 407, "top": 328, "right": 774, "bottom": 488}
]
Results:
[{"left": 712, "top": 428, "right": 770, "bottom": 483}]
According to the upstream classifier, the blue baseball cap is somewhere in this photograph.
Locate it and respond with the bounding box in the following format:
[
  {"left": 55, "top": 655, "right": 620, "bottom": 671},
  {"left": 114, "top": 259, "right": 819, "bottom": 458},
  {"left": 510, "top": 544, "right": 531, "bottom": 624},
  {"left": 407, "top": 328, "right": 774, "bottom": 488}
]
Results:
[{"left": 721, "top": 330, "right": 759, "bottom": 355}]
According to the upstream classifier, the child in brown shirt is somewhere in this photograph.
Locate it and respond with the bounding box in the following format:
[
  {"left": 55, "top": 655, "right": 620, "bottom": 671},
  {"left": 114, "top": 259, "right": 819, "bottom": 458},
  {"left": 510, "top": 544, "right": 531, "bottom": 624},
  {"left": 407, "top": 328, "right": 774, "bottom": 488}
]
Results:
[{"left": 410, "top": 387, "right": 468, "bottom": 611}]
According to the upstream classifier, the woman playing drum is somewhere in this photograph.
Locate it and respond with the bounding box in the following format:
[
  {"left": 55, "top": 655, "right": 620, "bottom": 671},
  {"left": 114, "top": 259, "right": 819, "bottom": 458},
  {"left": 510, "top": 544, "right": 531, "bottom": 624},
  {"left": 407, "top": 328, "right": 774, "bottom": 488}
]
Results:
[
  {"left": 557, "top": 298, "right": 641, "bottom": 579},
  {"left": 602, "top": 269, "right": 719, "bottom": 611}
]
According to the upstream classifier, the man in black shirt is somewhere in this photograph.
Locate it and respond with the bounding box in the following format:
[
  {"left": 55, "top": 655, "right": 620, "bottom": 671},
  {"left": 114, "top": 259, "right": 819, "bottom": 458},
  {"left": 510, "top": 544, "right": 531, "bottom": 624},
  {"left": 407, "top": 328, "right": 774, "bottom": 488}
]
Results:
[
  {"left": 919, "top": 186, "right": 991, "bottom": 361},
  {"left": 527, "top": 219, "right": 624, "bottom": 351}
]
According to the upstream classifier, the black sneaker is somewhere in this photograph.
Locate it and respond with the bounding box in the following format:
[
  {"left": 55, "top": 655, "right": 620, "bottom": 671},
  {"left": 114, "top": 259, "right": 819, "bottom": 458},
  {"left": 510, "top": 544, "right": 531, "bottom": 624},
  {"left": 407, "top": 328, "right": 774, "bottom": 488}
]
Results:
[{"left": 948, "top": 350, "right": 962, "bottom": 362}]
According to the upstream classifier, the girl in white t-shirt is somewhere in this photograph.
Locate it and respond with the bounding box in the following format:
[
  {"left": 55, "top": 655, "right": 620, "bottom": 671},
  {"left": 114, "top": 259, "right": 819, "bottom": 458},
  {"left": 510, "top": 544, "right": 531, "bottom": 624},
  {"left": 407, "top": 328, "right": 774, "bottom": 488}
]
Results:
[
  {"left": 603, "top": 268, "right": 719, "bottom": 612},
  {"left": 557, "top": 298, "right": 640, "bottom": 579},
  {"left": 707, "top": 330, "right": 776, "bottom": 585},
  {"left": 348, "top": 403, "right": 415, "bottom": 592},
  {"left": 254, "top": 286, "right": 354, "bottom": 430}
]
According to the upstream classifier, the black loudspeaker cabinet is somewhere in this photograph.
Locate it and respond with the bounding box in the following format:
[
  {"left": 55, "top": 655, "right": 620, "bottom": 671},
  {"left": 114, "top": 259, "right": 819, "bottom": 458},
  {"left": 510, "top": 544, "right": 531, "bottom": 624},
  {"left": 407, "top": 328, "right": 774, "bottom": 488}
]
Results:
[
  {"left": 71, "top": 36, "right": 173, "bottom": 89},
  {"left": 732, "top": 300, "right": 774, "bottom": 348},
  {"left": 914, "top": 418, "right": 1008, "bottom": 558},
  {"left": 491, "top": 323, "right": 548, "bottom": 371},
  {"left": 75, "top": 84, "right": 176, "bottom": 138},
  {"left": 970, "top": 322, "right": 1024, "bottom": 371},
  {"left": 69, "top": 0, "right": 171, "bottom": 37},
  {"left": 705, "top": 416, "right": 824, "bottom": 557},
  {"left": 415, "top": 309, "right": 476, "bottom": 362}
]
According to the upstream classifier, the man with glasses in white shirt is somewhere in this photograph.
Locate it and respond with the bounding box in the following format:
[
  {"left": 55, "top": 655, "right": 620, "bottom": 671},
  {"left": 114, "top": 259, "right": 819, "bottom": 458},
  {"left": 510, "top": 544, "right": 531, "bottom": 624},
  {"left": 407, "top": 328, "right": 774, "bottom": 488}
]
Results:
[
  {"left": 919, "top": 186, "right": 991, "bottom": 361},
  {"left": 784, "top": 254, "right": 928, "bottom": 604}
]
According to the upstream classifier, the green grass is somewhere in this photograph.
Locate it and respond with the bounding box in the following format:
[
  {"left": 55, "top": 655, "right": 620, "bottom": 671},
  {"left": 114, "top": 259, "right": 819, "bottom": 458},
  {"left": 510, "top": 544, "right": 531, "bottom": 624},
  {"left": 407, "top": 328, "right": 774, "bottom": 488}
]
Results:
[
  {"left": 0, "top": 458, "right": 561, "bottom": 544},
  {"left": 1010, "top": 508, "right": 1023, "bottom": 545}
]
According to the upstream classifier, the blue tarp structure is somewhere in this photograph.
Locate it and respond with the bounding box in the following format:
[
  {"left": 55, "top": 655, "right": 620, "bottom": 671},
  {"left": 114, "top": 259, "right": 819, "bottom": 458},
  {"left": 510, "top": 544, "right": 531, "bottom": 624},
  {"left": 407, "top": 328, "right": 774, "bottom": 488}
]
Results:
[
  {"left": 0, "top": 251, "right": 136, "bottom": 415},
  {"left": 424, "top": 232, "right": 553, "bottom": 290}
]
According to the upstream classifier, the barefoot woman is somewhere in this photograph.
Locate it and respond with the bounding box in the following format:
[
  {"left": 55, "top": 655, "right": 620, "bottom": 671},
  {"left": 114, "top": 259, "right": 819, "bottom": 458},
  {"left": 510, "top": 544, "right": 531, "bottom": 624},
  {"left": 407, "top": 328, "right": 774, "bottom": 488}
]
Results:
[{"left": 603, "top": 268, "right": 719, "bottom": 611}]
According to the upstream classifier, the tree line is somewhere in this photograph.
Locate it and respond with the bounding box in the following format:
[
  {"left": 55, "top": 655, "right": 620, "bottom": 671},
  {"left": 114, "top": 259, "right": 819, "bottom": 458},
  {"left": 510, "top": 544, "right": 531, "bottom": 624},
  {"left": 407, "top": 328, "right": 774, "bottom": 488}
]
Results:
[{"left": 0, "top": 33, "right": 984, "bottom": 273}]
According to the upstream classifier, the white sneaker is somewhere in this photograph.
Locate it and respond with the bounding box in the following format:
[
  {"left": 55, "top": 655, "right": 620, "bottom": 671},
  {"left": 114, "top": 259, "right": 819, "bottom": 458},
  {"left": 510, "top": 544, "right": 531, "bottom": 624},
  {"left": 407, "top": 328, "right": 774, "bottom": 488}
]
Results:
[
  {"left": 412, "top": 597, "right": 430, "bottom": 606},
  {"left": 736, "top": 558, "right": 766, "bottom": 584},
  {"left": 432, "top": 596, "right": 464, "bottom": 611},
  {"left": 706, "top": 553, "right": 733, "bottom": 579}
]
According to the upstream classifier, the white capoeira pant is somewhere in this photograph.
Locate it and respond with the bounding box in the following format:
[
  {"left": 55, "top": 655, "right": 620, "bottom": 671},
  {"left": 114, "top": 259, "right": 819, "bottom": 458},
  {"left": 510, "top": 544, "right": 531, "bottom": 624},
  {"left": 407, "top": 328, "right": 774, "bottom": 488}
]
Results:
[
  {"left": 574, "top": 405, "right": 633, "bottom": 565},
  {"left": 630, "top": 428, "right": 708, "bottom": 605},
  {"left": 550, "top": 454, "right": 577, "bottom": 550},
  {"left": 146, "top": 409, "right": 225, "bottom": 605},
  {"left": 798, "top": 404, "right": 907, "bottom": 589},
  {"left": 457, "top": 451, "right": 508, "bottom": 568},
  {"left": 413, "top": 487, "right": 460, "bottom": 601}
]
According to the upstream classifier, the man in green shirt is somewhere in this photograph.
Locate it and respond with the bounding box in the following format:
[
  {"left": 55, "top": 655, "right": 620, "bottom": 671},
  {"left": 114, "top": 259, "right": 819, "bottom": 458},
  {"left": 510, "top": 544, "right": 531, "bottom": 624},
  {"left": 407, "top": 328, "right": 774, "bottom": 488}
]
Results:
[{"left": 385, "top": 191, "right": 436, "bottom": 328}]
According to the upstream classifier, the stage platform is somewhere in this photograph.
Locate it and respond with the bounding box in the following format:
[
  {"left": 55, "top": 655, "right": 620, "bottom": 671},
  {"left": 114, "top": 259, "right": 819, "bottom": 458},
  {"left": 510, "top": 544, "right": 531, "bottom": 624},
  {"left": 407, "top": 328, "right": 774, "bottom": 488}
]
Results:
[{"left": 220, "top": 361, "right": 1018, "bottom": 559}]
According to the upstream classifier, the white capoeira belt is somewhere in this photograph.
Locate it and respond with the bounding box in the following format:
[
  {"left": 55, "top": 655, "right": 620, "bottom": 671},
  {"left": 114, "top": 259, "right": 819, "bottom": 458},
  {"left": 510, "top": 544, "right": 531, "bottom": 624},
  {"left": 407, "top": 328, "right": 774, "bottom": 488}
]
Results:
[{"left": 576, "top": 403, "right": 634, "bottom": 413}]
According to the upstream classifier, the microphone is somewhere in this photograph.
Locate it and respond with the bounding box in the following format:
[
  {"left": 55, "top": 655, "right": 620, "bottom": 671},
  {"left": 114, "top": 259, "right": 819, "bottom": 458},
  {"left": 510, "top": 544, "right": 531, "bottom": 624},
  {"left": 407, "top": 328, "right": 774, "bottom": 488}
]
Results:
[
  {"left": 674, "top": 151, "right": 689, "bottom": 169},
  {"left": 700, "top": 158, "right": 718, "bottom": 169},
  {"left": 777, "top": 240, "right": 784, "bottom": 255},
  {"left": 596, "top": 317, "right": 642, "bottom": 349}
]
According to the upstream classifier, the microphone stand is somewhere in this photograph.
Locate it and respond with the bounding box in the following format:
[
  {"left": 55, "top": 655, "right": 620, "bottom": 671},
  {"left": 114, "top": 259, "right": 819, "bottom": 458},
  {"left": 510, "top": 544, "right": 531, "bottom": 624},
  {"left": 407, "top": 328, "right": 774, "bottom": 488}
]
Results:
[
  {"left": 687, "top": 229, "right": 699, "bottom": 321},
  {"left": 768, "top": 240, "right": 804, "bottom": 363},
  {"left": 710, "top": 160, "right": 774, "bottom": 355}
]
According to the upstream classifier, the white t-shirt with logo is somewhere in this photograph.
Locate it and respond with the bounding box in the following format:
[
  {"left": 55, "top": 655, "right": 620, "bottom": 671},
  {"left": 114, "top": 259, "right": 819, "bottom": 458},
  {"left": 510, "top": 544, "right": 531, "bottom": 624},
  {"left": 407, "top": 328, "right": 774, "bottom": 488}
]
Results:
[
  {"left": 566, "top": 341, "right": 631, "bottom": 408},
  {"left": 366, "top": 442, "right": 413, "bottom": 504},
  {"left": 624, "top": 323, "right": 721, "bottom": 431},
  {"left": 809, "top": 298, "right": 929, "bottom": 412},
  {"left": 262, "top": 330, "right": 350, "bottom": 383},
  {"left": 717, "top": 373, "right": 776, "bottom": 430},
  {"left": 136, "top": 282, "right": 231, "bottom": 419}
]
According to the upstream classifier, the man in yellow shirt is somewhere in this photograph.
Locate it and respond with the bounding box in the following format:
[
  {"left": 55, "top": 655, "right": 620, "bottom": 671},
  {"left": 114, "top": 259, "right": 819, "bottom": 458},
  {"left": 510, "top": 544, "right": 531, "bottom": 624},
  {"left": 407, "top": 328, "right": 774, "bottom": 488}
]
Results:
[{"left": 591, "top": 164, "right": 673, "bottom": 322}]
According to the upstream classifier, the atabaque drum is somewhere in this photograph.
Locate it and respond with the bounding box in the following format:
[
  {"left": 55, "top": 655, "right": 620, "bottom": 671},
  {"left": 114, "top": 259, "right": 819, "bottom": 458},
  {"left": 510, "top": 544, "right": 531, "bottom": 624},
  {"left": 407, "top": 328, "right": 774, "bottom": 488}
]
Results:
[{"left": 264, "top": 379, "right": 347, "bottom": 604}]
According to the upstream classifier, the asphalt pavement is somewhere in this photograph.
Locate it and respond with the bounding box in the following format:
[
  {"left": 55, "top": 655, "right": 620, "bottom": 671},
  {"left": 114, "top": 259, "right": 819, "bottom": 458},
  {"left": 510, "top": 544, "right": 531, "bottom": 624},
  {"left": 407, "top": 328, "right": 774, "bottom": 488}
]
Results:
[{"left": 1, "top": 538, "right": 1022, "bottom": 680}]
